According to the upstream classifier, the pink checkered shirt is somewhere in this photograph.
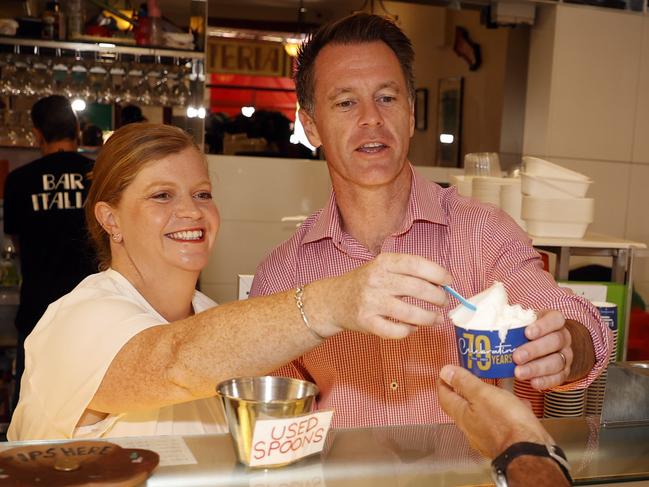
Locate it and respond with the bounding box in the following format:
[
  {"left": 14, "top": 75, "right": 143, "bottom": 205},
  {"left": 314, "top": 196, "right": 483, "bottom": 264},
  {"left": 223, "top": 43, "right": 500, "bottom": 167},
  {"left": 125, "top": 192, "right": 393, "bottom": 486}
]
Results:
[{"left": 250, "top": 166, "right": 612, "bottom": 428}]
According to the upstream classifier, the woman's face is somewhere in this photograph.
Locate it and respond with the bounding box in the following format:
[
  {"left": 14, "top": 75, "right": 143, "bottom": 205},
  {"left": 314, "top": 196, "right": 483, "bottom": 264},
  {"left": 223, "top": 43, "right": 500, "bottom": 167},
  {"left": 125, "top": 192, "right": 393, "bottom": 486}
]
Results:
[{"left": 111, "top": 147, "right": 219, "bottom": 275}]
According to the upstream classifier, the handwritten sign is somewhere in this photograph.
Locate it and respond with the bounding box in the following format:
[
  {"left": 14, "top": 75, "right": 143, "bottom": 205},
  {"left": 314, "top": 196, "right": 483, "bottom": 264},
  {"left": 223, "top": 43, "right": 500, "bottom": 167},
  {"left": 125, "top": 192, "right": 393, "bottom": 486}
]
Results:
[{"left": 249, "top": 410, "right": 334, "bottom": 467}]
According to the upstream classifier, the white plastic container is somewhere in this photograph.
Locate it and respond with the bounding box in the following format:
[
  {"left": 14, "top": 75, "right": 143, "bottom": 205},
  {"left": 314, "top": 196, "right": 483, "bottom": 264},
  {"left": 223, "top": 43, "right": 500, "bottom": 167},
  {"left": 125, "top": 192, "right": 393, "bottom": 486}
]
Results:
[
  {"left": 520, "top": 172, "right": 592, "bottom": 199},
  {"left": 522, "top": 195, "right": 594, "bottom": 239},
  {"left": 524, "top": 221, "right": 591, "bottom": 239},
  {"left": 522, "top": 156, "right": 590, "bottom": 181}
]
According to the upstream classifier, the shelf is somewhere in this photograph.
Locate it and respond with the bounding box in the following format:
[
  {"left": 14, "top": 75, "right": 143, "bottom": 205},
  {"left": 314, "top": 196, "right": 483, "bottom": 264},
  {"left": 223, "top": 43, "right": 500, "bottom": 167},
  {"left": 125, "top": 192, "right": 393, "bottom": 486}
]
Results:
[
  {"left": 532, "top": 232, "right": 647, "bottom": 250},
  {"left": 0, "top": 36, "right": 205, "bottom": 60}
]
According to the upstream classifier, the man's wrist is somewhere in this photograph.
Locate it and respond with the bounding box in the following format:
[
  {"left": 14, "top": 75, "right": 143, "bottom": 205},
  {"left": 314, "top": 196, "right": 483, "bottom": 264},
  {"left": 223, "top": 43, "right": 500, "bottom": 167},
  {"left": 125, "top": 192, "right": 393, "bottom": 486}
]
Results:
[
  {"left": 505, "top": 455, "right": 572, "bottom": 486},
  {"left": 564, "top": 319, "right": 595, "bottom": 381},
  {"left": 491, "top": 442, "right": 572, "bottom": 486}
]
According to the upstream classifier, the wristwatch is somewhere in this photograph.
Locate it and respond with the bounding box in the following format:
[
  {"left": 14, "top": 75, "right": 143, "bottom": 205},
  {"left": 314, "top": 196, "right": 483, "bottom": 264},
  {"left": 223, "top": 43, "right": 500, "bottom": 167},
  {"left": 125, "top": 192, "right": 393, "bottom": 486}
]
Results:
[{"left": 491, "top": 441, "right": 572, "bottom": 486}]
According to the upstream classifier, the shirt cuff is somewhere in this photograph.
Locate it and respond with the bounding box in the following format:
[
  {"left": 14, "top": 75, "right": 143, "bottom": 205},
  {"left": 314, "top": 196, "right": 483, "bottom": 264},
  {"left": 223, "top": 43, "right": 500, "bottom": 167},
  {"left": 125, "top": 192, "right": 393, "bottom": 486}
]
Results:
[{"left": 73, "top": 413, "right": 124, "bottom": 438}]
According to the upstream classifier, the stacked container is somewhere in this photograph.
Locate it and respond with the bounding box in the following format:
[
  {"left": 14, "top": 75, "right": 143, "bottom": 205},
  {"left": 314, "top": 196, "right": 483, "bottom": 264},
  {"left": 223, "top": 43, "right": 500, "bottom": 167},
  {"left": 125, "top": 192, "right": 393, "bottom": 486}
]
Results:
[{"left": 521, "top": 157, "right": 594, "bottom": 239}]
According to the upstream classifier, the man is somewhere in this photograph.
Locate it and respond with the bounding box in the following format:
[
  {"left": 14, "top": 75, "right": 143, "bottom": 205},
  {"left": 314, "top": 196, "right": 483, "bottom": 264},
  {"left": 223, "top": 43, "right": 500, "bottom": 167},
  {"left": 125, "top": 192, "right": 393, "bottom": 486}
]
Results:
[
  {"left": 438, "top": 365, "right": 572, "bottom": 486},
  {"left": 3, "top": 95, "right": 96, "bottom": 410},
  {"left": 250, "top": 13, "right": 611, "bottom": 428}
]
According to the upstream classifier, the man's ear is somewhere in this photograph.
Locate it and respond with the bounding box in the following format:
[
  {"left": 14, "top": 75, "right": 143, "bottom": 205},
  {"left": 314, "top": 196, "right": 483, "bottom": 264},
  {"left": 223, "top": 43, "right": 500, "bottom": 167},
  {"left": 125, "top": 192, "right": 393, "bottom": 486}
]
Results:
[
  {"left": 298, "top": 108, "right": 323, "bottom": 148},
  {"left": 32, "top": 128, "right": 44, "bottom": 146},
  {"left": 94, "top": 202, "right": 120, "bottom": 239}
]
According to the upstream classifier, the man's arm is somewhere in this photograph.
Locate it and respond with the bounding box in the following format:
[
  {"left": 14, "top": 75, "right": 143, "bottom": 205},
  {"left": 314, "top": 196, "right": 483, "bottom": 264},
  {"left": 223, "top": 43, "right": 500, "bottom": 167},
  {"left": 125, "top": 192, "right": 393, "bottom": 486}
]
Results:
[
  {"left": 565, "top": 319, "right": 596, "bottom": 382},
  {"left": 480, "top": 208, "right": 611, "bottom": 390},
  {"left": 438, "top": 365, "right": 571, "bottom": 486},
  {"left": 506, "top": 455, "right": 571, "bottom": 487},
  {"left": 512, "top": 312, "right": 598, "bottom": 389}
]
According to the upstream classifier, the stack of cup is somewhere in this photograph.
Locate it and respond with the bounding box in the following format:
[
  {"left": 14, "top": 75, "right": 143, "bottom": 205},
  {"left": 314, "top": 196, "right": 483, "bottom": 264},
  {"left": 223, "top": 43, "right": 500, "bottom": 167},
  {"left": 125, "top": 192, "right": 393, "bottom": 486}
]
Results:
[
  {"left": 585, "top": 302, "right": 618, "bottom": 416},
  {"left": 449, "top": 174, "right": 473, "bottom": 197},
  {"left": 464, "top": 152, "right": 502, "bottom": 178},
  {"left": 513, "top": 379, "right": 544, "bottom": 418},
  {"left": 456, "top": 152, "right": 524, "bottom": 228},
  {"left": 500, "top": 178, "right": 525, "bottom": 229},
  {"left": 472, "top": 176, "right": 505, "bottom": 205},
  {"left": 543, "top": 388, "right": 586, "bottom": 418}
]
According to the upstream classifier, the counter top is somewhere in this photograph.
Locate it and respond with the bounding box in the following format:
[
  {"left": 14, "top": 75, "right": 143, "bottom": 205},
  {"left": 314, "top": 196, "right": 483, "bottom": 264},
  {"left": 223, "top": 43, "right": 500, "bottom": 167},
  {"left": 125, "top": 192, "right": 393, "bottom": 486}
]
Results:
[
  {"left": 5, "top": 418, "right": 647, "bottom": 486},
  {"left": 532, "top": 232, "right": 647, "bottom": 250}
]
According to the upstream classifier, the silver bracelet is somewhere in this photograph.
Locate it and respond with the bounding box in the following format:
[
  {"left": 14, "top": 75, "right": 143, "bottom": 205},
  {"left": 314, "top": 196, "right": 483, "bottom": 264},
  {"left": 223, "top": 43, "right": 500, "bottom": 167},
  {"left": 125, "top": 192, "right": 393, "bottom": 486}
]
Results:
[{"left": 295, "top": 285, "right": 326, "bottom": 340}]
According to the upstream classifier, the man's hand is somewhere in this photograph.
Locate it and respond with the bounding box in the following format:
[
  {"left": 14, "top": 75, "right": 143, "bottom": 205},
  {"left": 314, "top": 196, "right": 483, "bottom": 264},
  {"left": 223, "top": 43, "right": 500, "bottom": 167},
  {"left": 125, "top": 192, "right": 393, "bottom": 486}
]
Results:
[
  {"left": 512, "top": 310, "right": 595, "bottom": 389},
  {"left": 438, "top": 364, "right": 554, "bottom": 459},
  {"left": 310, "top": 253, "right": 452, "bottom": 339}
]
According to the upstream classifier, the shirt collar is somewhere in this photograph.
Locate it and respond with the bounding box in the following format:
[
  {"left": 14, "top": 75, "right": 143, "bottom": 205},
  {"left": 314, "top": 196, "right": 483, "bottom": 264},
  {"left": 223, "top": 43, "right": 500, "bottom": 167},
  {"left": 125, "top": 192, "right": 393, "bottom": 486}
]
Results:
[{"left": 303, "top": 163, "right": 448, "bottom": 244}]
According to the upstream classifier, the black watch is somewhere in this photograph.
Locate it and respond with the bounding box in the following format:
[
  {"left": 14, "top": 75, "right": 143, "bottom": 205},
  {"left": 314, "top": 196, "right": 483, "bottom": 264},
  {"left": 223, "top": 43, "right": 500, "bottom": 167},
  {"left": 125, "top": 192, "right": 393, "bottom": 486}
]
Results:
[{"left": 491, "top": 442, "right": 572, "bottom": 486}]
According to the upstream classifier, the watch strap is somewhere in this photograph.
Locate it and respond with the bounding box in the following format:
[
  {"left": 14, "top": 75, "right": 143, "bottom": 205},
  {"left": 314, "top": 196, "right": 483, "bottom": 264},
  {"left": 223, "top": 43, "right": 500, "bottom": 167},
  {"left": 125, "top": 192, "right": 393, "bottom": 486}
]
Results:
[{"left": 491, "top": 441, "right": 572, "bottom": 485}]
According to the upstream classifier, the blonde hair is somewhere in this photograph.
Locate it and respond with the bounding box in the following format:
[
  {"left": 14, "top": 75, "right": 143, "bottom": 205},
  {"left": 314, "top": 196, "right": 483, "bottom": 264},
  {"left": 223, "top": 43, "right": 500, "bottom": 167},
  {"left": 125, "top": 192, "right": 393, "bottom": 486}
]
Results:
[{"left": 85, "top": 123, "right": 201, "bottom": 270}]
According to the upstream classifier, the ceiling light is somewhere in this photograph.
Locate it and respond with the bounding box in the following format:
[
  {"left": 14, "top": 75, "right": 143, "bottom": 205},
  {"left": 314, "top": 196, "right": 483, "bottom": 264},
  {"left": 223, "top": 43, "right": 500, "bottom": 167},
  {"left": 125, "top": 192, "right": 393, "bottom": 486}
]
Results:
[
  {"left": 241, "top": 106, "right": 255, "bottom": 118},
  {"left": 71, "top": 99, "right": 86, "bottom": 112}
]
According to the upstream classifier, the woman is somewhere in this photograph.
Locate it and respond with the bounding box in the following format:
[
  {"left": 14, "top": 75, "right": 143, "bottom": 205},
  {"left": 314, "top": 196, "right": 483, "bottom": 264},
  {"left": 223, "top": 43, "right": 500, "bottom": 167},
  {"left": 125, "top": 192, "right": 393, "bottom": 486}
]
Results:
[{"left": 8, "top": 123, "right": 450, "bottom": 440}]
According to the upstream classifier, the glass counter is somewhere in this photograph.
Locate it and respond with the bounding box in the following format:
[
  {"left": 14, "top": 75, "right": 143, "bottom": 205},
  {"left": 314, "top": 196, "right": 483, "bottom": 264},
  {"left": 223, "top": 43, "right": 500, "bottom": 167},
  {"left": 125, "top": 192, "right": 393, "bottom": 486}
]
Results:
[{"left": 72, "top": 417, "right": 648, "bottom": 486}]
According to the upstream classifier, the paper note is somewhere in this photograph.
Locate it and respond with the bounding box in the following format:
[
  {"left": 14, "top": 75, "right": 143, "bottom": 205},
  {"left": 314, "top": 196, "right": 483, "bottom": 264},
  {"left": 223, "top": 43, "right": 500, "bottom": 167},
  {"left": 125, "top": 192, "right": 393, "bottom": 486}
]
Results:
[
  {"left": 112, "top": 436, "right": 197, "bottom": 467},
  {"left": 248, "top": 410, "right": 334, "bottom": 468},
  {"left": 558, "top": 282, "right": 607, "bottom": 303}
]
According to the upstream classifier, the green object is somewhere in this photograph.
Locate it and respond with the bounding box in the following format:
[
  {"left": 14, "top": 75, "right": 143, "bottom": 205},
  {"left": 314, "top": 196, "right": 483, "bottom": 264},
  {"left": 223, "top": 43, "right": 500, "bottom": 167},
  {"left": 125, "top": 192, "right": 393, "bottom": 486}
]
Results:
[
  {"left": 85, "top": 103, "right": 113, "bottom": 131},
  {"left": 0, "top": 256, "right": 20, "bottom": 288},
  {"left": 559, "top": 280, "right": 627, "bottom": 361}
]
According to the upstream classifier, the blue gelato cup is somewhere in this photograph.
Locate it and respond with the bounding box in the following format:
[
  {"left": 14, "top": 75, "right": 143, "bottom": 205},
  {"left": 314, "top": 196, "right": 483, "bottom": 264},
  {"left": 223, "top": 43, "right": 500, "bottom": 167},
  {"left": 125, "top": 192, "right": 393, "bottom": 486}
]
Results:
[{"left": 454, "top": 325, "right": 529, "bottom": 379}]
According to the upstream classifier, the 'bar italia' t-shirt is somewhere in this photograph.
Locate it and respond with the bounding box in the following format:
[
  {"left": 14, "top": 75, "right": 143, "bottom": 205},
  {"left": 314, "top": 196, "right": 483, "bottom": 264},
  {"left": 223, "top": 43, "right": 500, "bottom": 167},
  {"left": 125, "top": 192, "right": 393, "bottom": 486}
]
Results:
[{"left": 3, "top": 151, "right": 97, "bottom": 333}]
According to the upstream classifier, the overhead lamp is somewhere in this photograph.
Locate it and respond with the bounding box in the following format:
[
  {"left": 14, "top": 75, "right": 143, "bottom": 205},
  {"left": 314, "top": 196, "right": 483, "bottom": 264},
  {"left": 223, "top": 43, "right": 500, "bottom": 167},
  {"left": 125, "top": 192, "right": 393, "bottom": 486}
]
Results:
[
  {"left": 187, "top": 106, "right": 206, "bottom": 119},
  {"left": 440, "top": 133, "right": 455, "bottom": 144},
  {"left": 101, "top": 9, "right": 135, "bottom": 31},
  {"left": 71, "top": 98, "right": 86, "bottom": 112},
  {"left": 284, "top": 42, "right": 300, "bottom": 57},
  {"left": 241, "top": 106, "right": 255, "bottom": 118}
]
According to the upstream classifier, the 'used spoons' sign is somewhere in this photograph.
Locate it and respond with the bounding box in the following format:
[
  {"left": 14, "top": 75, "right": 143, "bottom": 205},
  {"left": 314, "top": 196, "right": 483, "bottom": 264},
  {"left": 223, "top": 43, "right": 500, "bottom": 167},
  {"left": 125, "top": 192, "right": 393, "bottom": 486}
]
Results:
[{"left": 249, "top": 410, "right": 334, "bottom": 467}]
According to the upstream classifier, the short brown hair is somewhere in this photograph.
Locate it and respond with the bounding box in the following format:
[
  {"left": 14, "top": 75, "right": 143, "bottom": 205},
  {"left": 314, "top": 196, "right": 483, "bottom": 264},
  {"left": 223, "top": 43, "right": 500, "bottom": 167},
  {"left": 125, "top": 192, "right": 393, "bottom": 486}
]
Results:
[
  {"left": 31, "top": 95, "right": 78, "bottom": 143},
  {"left": 85, "top": 123, "right": 201, "bottom": 270},
  {"left": 295, "top": 13, "right": 415, "bottom": 114}
]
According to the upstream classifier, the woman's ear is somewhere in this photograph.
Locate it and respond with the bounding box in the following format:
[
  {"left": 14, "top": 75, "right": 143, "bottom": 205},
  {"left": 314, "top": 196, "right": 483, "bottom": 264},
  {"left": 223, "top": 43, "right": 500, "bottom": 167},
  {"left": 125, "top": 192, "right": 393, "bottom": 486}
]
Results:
[{"left": 94, "top": 202, "right": 120, "bottom": 239}]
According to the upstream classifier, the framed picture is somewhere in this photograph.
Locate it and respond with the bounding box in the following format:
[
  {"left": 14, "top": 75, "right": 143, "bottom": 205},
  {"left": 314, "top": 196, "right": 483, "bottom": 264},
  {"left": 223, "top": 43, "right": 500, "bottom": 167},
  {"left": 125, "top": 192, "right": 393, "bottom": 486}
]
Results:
[
  {"left": 436, "top": 77, "right": 464, "bottom": 167},
  {"left": 414, "top": 88, "right": 428, "bottom": 131}
]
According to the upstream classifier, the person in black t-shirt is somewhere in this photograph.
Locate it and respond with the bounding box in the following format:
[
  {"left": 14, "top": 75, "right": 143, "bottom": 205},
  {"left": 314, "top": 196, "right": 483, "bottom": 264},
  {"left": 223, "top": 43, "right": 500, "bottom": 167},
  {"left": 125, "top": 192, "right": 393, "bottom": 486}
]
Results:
[{"left": 3, "top": 95, "right": 97, "bottom": 412}]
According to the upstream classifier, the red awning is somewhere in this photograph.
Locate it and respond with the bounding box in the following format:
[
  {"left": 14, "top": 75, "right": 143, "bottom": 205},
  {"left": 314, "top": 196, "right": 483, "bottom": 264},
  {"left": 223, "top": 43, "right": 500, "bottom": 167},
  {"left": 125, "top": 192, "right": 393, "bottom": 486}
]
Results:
[{"left": 209, "top": 73, "right": 297, "bottom": 121}]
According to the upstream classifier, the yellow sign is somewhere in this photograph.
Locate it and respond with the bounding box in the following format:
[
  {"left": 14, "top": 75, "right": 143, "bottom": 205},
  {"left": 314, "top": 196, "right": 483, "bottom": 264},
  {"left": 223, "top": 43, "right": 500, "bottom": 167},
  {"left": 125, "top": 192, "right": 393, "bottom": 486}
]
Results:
[{"left": 207, "top": 39, "right": 293, "bottom": 77}]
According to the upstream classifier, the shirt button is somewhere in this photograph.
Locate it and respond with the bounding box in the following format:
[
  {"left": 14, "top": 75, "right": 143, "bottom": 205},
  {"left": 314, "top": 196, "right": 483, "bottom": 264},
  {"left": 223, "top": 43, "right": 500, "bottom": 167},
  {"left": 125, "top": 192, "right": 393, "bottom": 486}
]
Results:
[{"left": 390, "top": 380, "right": 398, "bottom": 391}]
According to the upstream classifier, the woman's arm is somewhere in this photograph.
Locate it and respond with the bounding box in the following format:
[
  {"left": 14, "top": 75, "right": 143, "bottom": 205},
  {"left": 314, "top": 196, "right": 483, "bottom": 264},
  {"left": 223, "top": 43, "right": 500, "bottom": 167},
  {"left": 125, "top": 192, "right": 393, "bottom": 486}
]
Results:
[{"left": 89, "top": 253, "right": 451, "bottom": 413}]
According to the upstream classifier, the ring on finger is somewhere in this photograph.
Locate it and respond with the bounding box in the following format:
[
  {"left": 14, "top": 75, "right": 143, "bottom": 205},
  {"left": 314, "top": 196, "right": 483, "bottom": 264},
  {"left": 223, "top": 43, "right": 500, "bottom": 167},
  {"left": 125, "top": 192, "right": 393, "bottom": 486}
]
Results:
[{"left": 558, "top": 351, "right": 567, "bottom": 369}]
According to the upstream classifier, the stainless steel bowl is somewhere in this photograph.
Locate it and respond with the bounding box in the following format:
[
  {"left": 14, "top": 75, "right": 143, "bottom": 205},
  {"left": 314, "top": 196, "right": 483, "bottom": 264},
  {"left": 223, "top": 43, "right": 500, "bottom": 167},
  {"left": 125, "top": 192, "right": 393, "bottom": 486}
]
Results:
[{"left": 216, "top": 376, "right": 319, "bottom": 467}]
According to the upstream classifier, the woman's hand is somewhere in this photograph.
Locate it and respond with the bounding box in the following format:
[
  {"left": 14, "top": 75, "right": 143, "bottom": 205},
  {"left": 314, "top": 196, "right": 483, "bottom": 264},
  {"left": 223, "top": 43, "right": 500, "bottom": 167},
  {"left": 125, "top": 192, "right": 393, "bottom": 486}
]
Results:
[{"left": 308, "top": 252, "right": 452, "bottom": 339}]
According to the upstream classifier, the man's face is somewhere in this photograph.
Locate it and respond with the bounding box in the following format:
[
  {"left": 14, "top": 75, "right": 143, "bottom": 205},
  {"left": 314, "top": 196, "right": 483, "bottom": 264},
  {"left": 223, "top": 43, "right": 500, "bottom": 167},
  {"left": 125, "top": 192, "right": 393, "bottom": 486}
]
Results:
[{"left": 300, "top": 41, "right": 415, "bottom": 190}]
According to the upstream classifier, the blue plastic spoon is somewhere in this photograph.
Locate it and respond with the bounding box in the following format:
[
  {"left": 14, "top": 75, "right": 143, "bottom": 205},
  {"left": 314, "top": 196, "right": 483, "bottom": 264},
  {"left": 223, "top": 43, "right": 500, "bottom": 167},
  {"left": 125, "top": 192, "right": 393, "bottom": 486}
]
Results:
[{"left": 443, "top": 285, "right": 477, "bottom": 312}]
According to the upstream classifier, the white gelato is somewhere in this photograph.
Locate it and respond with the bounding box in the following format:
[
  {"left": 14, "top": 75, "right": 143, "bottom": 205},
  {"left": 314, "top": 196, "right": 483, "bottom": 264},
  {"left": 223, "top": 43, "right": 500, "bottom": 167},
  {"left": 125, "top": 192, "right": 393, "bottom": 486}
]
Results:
[{"left": 448, "top": 282, "right": 537, "bottom": 342}]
